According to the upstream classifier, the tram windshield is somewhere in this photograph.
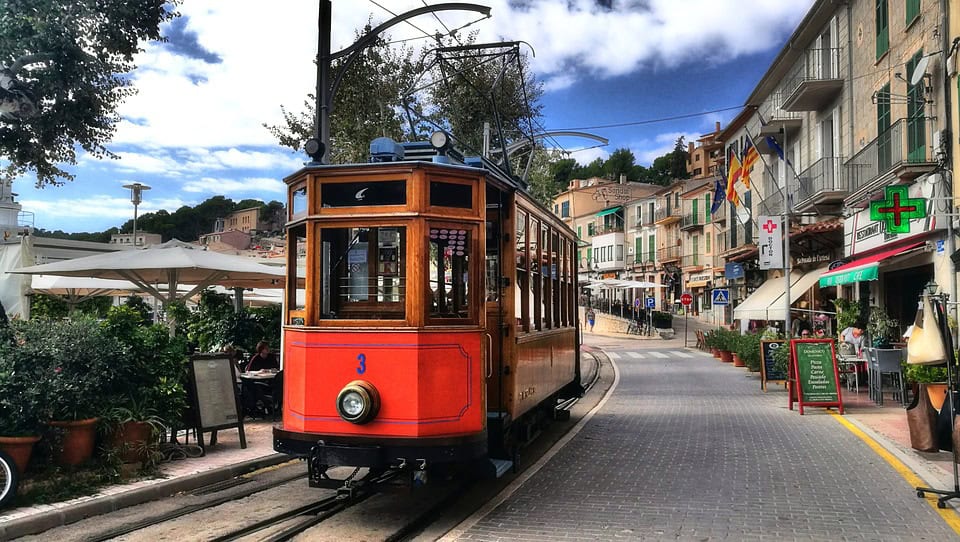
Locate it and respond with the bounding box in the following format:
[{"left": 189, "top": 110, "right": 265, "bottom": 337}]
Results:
[{"left": 320, "top": 226, "right": 406, "bottom": 320}]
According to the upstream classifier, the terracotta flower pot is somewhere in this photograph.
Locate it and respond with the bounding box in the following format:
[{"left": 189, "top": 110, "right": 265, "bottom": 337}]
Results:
[
  {"left": 711, "top": 348, "right": 721, "bottom": 358},
  {"left": 110, "top": 421, "right": 154, "bottom": 463},
  {"left": 719, "top": 350, "right": 733, "bottom": 363},
  {"left": 0, "top": 435, "right": 40, "bottom": 474},
  {"left": 732, "top": 353, "right": 745, "bottom": 367},
  {"left": 49, "top": 418, "right": 99, "bottom": 466}
]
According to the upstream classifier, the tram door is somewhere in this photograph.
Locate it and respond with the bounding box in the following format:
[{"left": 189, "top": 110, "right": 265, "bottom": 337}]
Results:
[{"left": 484, "top": 186, "right": 507, "bottom": 415}]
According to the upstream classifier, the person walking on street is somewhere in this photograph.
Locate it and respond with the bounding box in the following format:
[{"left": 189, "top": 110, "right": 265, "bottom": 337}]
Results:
[{"left": 586, "top": 308, "right": 596, "bottom": 332}]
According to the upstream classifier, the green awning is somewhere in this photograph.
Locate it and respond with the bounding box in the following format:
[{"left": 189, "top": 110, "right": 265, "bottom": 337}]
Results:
[
  {"left": 595, "top": 207, "right": 621, "bottom": 217},
  {"left": 818, "top": 265, "right": 878, "bottom": 287}
]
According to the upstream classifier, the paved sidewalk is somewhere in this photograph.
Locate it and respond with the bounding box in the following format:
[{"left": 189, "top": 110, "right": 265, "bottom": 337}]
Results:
[
  {"left": 0, "top": 420, "right": 285, "bottom": 540},
  {"left": 448, "top": 341, "right": 959, "bottom": 541}
]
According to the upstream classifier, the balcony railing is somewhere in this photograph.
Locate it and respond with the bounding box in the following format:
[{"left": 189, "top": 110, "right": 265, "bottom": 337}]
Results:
[
  {"left": 681, "top": 253, "right": 703, "bottom": 268},
  {"left": 658, "top": 245, "right": 681, "bottom": 262},
  {"left": 593, "top": 224, "right": 625, "bottom": 235},
  {"left": 630, "top": 255, "right": 656, "bottom": 267},
  {"left": 844, "top": 118, "right": 934, "bottom": 197},
  {"left": 757, "top": 92, "right": 803, "bottom": 136},
  {"left": 681, "top": 212, "right": 705, "bottom": 229},
  {"left": 795, "top": 157, "right": 848, "bottom": 209},
  {"left": 654, "top": 199, "right": 681, "bottom": 223},
  {"left": 782, "top": 47, "right": 844, "bottom": 112}
]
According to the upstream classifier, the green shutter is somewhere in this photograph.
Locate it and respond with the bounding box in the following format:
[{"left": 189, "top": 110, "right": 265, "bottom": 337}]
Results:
[
  {"left": 577, "top": 226, "right": 582, "bottom": 239},
  {"left": 877, "top": 82, "right": 892, "bottom": 170},
  {"left": 648, "top": 235, "right": 655, "bottom": 263},
  {"left": 876, "top": 0, "right": 889, "bottom": 59},
  {"left": 692, "top": 198, "right": 699, "bottom": 224},
  {"left": 705, "top": 193, "right": 712, "bottom": 221},
  {"left": 587, "top": 247, "right": 592, "bottom": 263},
  {"left": 635, "top": 237, "right": 642, "bottom": 263},
  {"left": 706, "top": 231, "right": 711, "bottom": 253},
  {"left": 906, "top": 50, "right": 926, "bottom": 162},
  {"left": 693, "top": 236, "right": 699, "bottom": 266},
  {"left": 905, "top": 0, "right": 919, "bottom": 24}
]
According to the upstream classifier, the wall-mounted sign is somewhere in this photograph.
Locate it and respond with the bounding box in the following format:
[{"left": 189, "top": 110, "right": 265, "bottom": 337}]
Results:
[
  {"left": 794, "top": 253, "right": 831, "bottom": 265},
  {"left": 869, "top": 185, "right": 926, "bottom": 234},
  {"left": 724, "top": 262, "right": 744, "bottom": 279},
  {"left": 592, "top": 185, "right": 632, "bottom": 203},
  {"left": 827, "top": 259, "right": 848, "bottom": 271},
  {"left": 758, "top": 215, "right": 784, "bottom": 269},
  {"left": 845, "top": 178, "right": 943, "bottom": 256}
]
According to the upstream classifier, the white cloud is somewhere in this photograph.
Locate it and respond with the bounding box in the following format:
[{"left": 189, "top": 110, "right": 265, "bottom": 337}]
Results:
[
  {"left": 181, "top": 176, "right": 285, "bottom": 194},
  {"left": 19, "top": 195, "right": 191, "bottom": 222},
  {"left": 570, "top": 146, "right": 609, "bottom": 166},
  {"left": 632, "top": 131, "right": 701, "bottom": 164}
]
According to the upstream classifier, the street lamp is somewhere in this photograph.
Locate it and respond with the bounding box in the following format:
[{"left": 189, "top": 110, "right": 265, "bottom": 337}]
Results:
[{"left": 122, "top": 182, "right": 150, "bottom": 247}]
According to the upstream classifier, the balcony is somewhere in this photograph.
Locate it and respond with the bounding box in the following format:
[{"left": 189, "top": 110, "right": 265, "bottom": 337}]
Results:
[
  {"left": 593, "top": 224, "right": 624, "bottom": 235},
  {"left": 781, "top": 47, "right": 844, "bottom": 112},
  {"left": 756, "top": 92, "right": 802, "bottom": 139},
  {"left": 658, "top": 245, "right": 681, "bottom": 263},
  {"left": 844, "top": 118, "right": 936, "bottom": 203},
  {"left": 629, "top": 255, "right": 657, "bottom": 269},
  {"left": 711, "top": 201, "right": 727, "bottom": 223},
  {"left": 794, "top": 157, "right": 848, "bottom": 212},
  {"left": 681, "top": 253, "right": 704, "bottom": 270},
  {"left": 654, "top": 198, "right": 681, "bottom": 224},
  {"left": 680, "top": 212, "right": 706, "bottom": 231}
]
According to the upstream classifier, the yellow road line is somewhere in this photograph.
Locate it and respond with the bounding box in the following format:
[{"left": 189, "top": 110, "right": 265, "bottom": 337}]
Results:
[
  {"left": 830, "top": 411, "right": 960, "bottom": 534},
  {"left": 241, "top": 459, "right": 300, "bottom": 478}
]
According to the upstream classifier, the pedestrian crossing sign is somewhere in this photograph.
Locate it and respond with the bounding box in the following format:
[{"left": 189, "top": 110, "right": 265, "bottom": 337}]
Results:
[{"left": 711, "top": 288, "right": 729, "bottom": 306}]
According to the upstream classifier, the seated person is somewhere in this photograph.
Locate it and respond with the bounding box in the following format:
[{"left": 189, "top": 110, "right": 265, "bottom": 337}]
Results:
[
  {"left": 246, "top": 341, "right": 279, "bottom": 372},
  {"left": 840, "top": 323, "right": 865, "bottom": 354}
]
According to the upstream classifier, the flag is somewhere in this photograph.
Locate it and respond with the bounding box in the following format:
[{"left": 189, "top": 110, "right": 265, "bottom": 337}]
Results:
[
  {"left": 726, "top": 149, "right": 742, "bottom": 206},
  {"left": 741, "top": 133, "right": 759, "bottom": 189},
  {"left": 710, "top": 176, "right": 725, "bottom": 214},
  {"left": 765, "top": 135, "right": 786, "bottom": 162}
]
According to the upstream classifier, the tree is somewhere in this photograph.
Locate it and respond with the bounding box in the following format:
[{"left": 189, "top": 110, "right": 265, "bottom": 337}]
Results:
[
  {"left": 549, "top": 157, "right": 577, "bottom": 188},
  {"left": 0, "top": 0, "right": 179, "bottom": 187},
  {"left": 264, "top": 21, "right": 422, "bottom": 164},
  {"left": 603, "top": 148, "right": 637, "bottom": 181}
]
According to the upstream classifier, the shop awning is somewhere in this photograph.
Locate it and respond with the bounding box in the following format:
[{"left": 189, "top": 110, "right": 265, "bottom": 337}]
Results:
[
  {"left": 766, "top": 266, "right": 830, "bottom": 321},
  {"left": 818, "top": 241, "right": 924, "bottom": 287},
  {"left": 595, "top": 207, "right": 621, "bottom": 217},
  {"left": 733, "top": 271, "right": 801, "bottom": 320},
  {"left": 687, "top": 280, "right": 710, "bottom": 288}
]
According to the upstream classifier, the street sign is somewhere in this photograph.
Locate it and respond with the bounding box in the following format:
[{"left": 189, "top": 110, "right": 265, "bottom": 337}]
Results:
[
  {"left": 711, "top": 288, "right": 730, "bottom": 306},
  {"left": 680, "top": 293, "right": 693, "bottom": 306},
  {"left": 758, "top": 215, "right": 784, "bottom": 269},
  {"left": 645, "top": 297, "right": 656, "bottom": 309},
  {"left": 635, "top": 297, "right": 641, "bottom": 307}
]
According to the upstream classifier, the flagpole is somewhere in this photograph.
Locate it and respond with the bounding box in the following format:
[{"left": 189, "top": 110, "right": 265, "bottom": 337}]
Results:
[{"left": 783, "top": 128, "right": 792, "bottom": 340}]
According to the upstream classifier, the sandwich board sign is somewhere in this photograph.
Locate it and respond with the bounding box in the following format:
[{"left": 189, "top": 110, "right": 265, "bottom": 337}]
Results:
[{"left": 788, "top": 339, "right": 843, "bottom": 415}]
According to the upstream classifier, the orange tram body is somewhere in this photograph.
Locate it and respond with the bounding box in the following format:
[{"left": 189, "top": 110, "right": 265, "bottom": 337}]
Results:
[{"left": 273, "top": 139, "right": 581, "bottom": 480}]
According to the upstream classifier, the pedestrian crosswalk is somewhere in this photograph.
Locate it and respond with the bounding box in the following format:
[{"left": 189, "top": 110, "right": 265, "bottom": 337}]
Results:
[{"left": 605, "top": 349, "right": 709, "bottom": 360}]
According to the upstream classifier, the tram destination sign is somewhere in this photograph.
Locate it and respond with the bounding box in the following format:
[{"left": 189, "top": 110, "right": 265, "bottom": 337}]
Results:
[{"left": 788, "top": 339, "right": 843, "bottom": 415}]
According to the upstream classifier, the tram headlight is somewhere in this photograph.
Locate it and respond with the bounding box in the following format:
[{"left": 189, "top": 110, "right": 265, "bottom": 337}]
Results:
[{"left": 336, "top": 381, "right": 380, "bottom": 424}]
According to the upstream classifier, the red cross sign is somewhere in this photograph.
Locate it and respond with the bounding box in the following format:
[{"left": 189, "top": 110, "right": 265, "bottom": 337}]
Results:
[
  {"left": 762, "top": 219, "right": 778, "bottom": 233},
  {"left": 869, "top": 185, "right": 926, "bottom": 234}
]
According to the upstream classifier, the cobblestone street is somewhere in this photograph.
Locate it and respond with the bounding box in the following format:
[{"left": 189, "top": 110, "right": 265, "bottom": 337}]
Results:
[{"left": 448, "top": 338, "right": 959, "bottom": 541}]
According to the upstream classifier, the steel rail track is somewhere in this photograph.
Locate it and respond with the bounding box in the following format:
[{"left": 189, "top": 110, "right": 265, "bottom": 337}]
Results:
[{"left": 83, "top": 470, "right": 307, "bottom": 542}]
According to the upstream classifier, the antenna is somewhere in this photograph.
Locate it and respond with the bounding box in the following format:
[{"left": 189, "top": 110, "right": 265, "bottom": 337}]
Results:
[{"left": 911, "top": 55, "right": 931, "bottom": 86}]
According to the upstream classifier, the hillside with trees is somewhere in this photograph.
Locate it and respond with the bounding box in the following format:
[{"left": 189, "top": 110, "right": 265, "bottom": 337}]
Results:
[{"left": 34, "top": 197, "right": 285, "bottom": 243}]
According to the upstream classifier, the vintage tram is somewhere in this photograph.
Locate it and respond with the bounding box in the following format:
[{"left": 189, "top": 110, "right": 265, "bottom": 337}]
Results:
[{"left": 273, "top": 136, "right": 581, "bottom": 480}]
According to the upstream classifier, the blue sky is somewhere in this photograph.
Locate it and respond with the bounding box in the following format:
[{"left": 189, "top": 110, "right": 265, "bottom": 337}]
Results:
[{"left": 10, "top": 0, "right": 814, "bottom": 233}]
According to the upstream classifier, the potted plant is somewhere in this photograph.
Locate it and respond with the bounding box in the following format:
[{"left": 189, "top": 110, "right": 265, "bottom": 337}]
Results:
[
  {"left": 867, "top": 306, "right": 899, "bottom": 348},
  {"left": 104, "top": 400, "right": 164, "bottom": 464},
  {"left": 904, "top": 364, "right": 949, "bottom": 411},
  {"left": 0, "top": 342, "right": 44, "bottom": 474},
  {"left": 17, "top": 316, "right": 128, "bottom": 466},
  {"left": 739, "top": 333, "right": 763, "bottom": 372},
  {"left": 731, "top": 334, "right": 746, "bottom": 367},
  {"left": 717, "top": 328, "right": 735, "bottom": 363}
]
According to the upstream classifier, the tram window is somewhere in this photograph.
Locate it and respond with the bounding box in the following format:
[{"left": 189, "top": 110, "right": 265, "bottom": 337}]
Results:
[
  {"left": 320, "top": 226, "right": 405, "bottom": 320},
  {"left": 428, "top": 227, "right": 471, "bottom": 319},
  {"left": 430, "top": 181, "right": 473, "bottom": 209},
  {"left": 291, "top": 186, "right": 307, "bottom": 217},
  {"left": 516, "top": 210, "right": 529, "bottom": 332},
  {"left": 485, "top": 219, "right": 500, "bottom": 303},
  {"left": 541, "top": 223, "right": 550, "bottom": 329},
  {"left": 553, "top": 231, "right": 561, "bottom": 327},
  {"left": 287, "top": 224, "right": 307, "bottom": 325},
  {"left": 321, "top": 180, "right": 406, "bottom": 208},
  {"left": 531, "top": 219, "right": 541, "bottom": 331}
]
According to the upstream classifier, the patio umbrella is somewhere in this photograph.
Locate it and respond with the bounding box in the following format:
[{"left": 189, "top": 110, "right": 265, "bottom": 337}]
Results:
[{"left": 12, "top": 239, "right": 286, "bottom": 313}]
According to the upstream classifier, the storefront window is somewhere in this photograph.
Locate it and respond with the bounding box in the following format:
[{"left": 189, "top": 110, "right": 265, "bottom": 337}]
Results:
[
  {"left": 320, "top": 226, "right": 405, "bottom": 320},
  {"left": 429, "top": 226, "right": 471, "bottom": 319}
]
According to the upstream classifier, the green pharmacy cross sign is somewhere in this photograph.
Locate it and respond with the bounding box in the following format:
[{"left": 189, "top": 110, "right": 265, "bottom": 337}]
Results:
[{"left": 869, "top": 185, "right": 926, "bottom": 234}]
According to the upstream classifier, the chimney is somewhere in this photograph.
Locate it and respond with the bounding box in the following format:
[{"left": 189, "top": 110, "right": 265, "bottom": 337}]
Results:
[
  {"left": 715, "top": 121, "right": 721, "bottom": 132},
  {"left": 619, "top": 174, "right": 626, "bottom": 184},
  {"left": 688, "top": 142, "right": 694, "bottom": 154}
]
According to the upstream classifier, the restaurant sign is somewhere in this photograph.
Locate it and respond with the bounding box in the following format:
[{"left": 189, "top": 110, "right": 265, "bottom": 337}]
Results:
[{"left": 818, "top": 265, "right": 878, "bottom": 287}]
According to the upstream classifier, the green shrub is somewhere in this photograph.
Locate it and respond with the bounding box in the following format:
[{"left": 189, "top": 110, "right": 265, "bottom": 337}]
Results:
[
  {"left": 904, "top": 364, "right": 947, "bottom": 384},
  {"left": 652, "top": 311, "right": 672, "bottom": 329},
  {"left": 737, "top": 333, "right": 762, "bottom": 371}
]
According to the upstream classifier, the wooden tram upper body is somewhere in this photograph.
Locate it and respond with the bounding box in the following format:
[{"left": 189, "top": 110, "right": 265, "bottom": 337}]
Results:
[{"left": 274, "top": 145, "right": 580, "bottom": 471}]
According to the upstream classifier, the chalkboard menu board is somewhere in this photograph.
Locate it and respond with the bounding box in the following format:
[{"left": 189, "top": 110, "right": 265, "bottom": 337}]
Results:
[
  {"left": 760, "top": 340, "right": 787, "bottom": 392},
  {"left": 788, "top": 339, "right": 843, "bottom": 415},
  {"left": 187, "top": 353, "right": 246, "bottom": 453}
]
